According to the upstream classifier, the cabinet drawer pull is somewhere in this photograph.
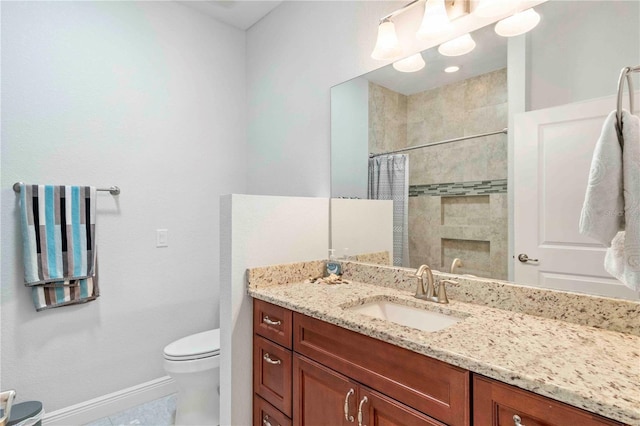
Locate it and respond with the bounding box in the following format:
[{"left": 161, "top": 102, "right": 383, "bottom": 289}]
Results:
[
  {"left": 263, "top": 353, "right": 282, "bottom": 365},
  {"left": 263, "top": 316, "right": 282, "bottom": 326},
  {"left": 344, "top": 388, "right": 355, "bottom": 422},
  {"left": 357, "top": 396, "right": 368, "bottom": 426},
  {"left": 513, "top": 414, "right": 525, "bottom": 426},
  {"left": 263, "top": 414, "right": 279, "bottom": 426}
]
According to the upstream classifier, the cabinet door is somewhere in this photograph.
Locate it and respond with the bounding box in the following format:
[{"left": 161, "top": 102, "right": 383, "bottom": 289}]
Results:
[
  {"left": 473, "top": 375, "right": 623, "bottom": 426},
  {"left": 358, "top": 386, "right": 447, "bottom": 426},
  {"left": 293, "top": 354, "right": 357, "bottom": 426},
  {"left": 254, "top": 335, "right": 293, "bottom": 417}
]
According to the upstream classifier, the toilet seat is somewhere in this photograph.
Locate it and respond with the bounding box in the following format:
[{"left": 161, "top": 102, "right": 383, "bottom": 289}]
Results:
[{"left": 163, "top": 329, "right": 220, "bottom": 362}]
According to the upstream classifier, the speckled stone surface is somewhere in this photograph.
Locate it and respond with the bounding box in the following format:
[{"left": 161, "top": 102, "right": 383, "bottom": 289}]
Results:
[
  {"left": 247, "top": 260, "right": 325, "bottom": 289},
  {"left": 353, "top": 251, "right": 391, "bottom": 265},
  {"left": 342, "top": 261, "right": 640, "bottom": 336},
  {"left": 247, "top": 261, "right": 640, "bottom": 425}
]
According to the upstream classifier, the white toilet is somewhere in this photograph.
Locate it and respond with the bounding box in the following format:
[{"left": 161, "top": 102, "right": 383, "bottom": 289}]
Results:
[{"left": 163, "top": 329, "right": 220, "bottom": 426}]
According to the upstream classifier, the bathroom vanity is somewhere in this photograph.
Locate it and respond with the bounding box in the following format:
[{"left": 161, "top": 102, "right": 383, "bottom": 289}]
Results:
[{"left": 248, "top": 261, "right": 639, "bottom": 426}]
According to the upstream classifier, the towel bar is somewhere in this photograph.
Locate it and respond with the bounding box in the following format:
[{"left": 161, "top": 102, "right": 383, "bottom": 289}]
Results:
[
  {"left": 12, "top": 182, "right": 120, "bottom": 195},
  {"left": 615, "top": 64, "right": 640, "bottom": 145}
]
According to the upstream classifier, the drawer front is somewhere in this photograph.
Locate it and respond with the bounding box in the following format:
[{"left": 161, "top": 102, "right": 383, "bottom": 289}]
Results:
[
  {"left": 360, "top": 385, "right": 448, "bottom": 426},
  {"left": 255, "top": 299, "right": 293, "bottom": 349},
  {"left": 473, "top": 375, "right": 624, "bottom": 426},
  {"left": 253, "top": 394, "right": 292, "bottom": 426},
  {"left": 254, "top": 335, "right": 293, "bottom": 417},
  {"left": 293, "top": 313, "right": 470, "bottom": 426}
]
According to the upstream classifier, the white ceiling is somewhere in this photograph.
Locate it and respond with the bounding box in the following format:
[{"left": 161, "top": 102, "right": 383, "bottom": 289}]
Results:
[{"left": 179, "top": 1, "right": 282, "bottom": 30}]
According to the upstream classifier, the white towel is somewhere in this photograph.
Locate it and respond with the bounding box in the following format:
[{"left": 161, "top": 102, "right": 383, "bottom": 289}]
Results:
[{"left": 580, "top": 110, "right": 640, "bottom": 292}]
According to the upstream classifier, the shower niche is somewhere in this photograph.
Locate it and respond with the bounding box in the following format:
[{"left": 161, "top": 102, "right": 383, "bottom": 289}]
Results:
[{"left": 410, "top": 192, "right": 507, "bottom": 279}]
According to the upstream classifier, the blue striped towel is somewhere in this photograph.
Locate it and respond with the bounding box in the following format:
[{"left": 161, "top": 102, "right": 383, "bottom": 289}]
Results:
[{"left": 18, "top": 184, "right": 100, "bottom": 311}]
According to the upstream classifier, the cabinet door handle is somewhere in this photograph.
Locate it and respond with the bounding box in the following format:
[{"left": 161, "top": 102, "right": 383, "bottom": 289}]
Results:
[
  {"left": 357, "top": 396, "right": 368, "bottom": 426},
  {"left": 263, "top": 316, "right": 282, "bottom": 326},
  {"left": 343, "top": 388, "right": 355, "bottom": 422},
  {"left": 263, "top": 353, "right": 281, "bottom": 365},
  {"left": 263, "top": 414, "right": 280, "bottom": 426},
  {"left": 513, "top": 414, "right": 525, "bottom": 426}
]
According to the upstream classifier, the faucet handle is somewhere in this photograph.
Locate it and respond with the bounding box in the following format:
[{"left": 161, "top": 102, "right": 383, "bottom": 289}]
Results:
[{"left": 437, "top": 279, "right": 457, "bottom": 304}]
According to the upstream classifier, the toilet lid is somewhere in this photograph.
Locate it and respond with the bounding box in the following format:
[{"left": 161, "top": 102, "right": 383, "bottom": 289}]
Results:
[{"left": 163, "top": 329, "right": 220, "bottom": 361}]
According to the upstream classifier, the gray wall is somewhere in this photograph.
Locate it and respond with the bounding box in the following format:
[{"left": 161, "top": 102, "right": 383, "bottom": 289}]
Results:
[
  {"left": 331, "top": 77, "right": 369, "bottom": 199},
  {"left": 526, "top": 0, "right": 640, "bottom": 111},
  {"left": 1, "top": 1, "right": 246, "bottom": 412},
  {"left": 246, "top": 1, "right": 410, "bottom": 198}
]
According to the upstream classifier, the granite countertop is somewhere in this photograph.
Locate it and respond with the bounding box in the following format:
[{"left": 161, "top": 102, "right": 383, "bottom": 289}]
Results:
[{"left": 247, "top": 261, "right": 640, "bottom": 425}]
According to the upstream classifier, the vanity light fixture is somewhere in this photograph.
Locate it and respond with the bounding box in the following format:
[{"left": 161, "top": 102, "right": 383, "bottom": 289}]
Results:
[
  {"left": 474, "top": 0, "right": 517, "bottom": 18},
  {"left": 416, "top": 0, "right": 453, "bottom": 41},
  {"left": 494, "top": 8, "right": 541, "bottom": 37},
  {"left": 371, "top": 0, "right": 469, "bottom": 61},
  {"left": 438, "top": 33, "right": 476, "bottom": 56},
  {"left": 393, "top": 53, "right": 426, "bottom": 72},
  {"left": 371, "top": 18, "right": 403, "bottom": 60},
  {"left": 444, "top": 65, "right": 460, "bottom": 73}
]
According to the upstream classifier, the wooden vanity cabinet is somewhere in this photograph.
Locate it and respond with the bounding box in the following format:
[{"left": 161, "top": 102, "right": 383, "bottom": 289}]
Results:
[
  {"left": 253, "top": 299, "right": 465, "bottom": 426},
  {"left": 254, "top": 300, "right": 294, "bottom": 423},
  {"left": 253, "top": 299, "right": 625, "bottom": 426},
  {"left": 294, "top": 354, "right": 445, "bottom": 426},
  {"left": 472, "top": 375, "right": 625, "bottom": 426},
  {"left": 293, "top": 312, "right": 470, "bottom": 426}
]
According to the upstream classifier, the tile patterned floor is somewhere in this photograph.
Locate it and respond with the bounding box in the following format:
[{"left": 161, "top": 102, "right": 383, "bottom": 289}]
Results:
[{"left": 84, "top": 394, "right": 176, "bottom": 426}]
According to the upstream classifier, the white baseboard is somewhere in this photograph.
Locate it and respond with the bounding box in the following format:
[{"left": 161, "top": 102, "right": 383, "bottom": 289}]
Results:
[{"left": 43, "top": 376, "right": 178, "bottom": 426}]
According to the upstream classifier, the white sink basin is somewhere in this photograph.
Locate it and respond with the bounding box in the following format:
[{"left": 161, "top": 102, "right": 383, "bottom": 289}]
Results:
[{"left": 346, "top": 299, "right": 463, "bottom": 332}]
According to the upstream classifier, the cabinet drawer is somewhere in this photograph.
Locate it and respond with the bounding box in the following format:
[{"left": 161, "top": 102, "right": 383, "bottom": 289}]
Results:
[
  {"left": 254, "top": 335, "right": 293, "bottom": 417},
  {"left": 293, "top": 313, "right": 470, "bottom": 426},
  {"left": 360, "top": 385, "right": 447, "bottom": 426},
  {"left": 473, "top": 375, "right": 624, "bottom": 426},
  {"left": 254, "top": 394, "right": 292, "bottom": 426},
  {"left": 255, "top": 299, "right": 293, "bottom": 349}
]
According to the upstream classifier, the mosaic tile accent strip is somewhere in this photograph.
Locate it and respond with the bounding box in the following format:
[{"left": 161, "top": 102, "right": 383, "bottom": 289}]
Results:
[{"left": 409, "top": 179, "right": 507, "bottom": 197}]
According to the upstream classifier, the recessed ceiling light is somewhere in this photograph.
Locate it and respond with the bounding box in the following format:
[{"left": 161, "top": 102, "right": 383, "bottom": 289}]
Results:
[{"left": 444, "top": 66, "right": 460, "bottom": 73}]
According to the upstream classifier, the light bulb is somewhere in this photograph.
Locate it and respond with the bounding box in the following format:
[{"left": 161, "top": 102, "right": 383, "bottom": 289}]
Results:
[
  {"left": 416, "top": 0, "right": 453, "bottom": 41},
  {"left": 438, "top": 33, "right": 476, "bottom": 57},
  {"left": 371, "top": 19, "right": 402, "bottom": 60},
  {"left": 444, "top": 66, "right": 460, "bottom": 73},
  {"left": 495, "top": 8, "right": 541, "bottom": 37},
  {"left": 393, "top": 53, "right": 426, "bottom": 73}
]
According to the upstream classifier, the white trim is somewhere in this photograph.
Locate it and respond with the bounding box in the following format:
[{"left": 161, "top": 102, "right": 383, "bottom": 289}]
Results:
[{"left": 43, "top": 376, "right": 177, "bottom": 426}]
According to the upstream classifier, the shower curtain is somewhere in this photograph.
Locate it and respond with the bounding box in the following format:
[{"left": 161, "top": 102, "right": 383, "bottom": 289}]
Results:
[{"left": 368, "top": 154, "right": 409, "bottom": 267}]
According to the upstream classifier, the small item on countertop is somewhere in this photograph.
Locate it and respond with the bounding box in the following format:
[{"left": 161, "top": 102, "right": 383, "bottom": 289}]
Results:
[
  {"left": 325, "top": 249, "right": 342, "bottom": 276},
  {"left": 304, "top": 273, "right": 350, "bottom": 285}
]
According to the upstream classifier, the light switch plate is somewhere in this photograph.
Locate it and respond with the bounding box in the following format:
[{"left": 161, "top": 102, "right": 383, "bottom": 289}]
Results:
[{"left": 156, "top": 229, "right": 168, "bottom": 247}]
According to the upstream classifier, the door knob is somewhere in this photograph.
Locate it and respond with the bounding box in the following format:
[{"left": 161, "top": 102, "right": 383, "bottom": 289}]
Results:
[{"left": 517, "top": 253, "right": 539, "bottom": 263}]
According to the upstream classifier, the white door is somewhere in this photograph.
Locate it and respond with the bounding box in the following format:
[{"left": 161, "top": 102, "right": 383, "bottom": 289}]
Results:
[{"left": 513, "top": 94, "right": 639, "bottom": 300}]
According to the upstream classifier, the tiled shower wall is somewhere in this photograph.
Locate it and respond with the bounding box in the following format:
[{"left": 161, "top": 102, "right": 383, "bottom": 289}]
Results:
[{"left": 368, "top": 68, "right": 508, "bottom": 279}]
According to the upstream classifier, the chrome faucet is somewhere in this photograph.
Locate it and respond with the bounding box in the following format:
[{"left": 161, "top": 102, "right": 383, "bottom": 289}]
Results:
[{"left": 413, "top": 264, "right": 452, "bottom": 304}]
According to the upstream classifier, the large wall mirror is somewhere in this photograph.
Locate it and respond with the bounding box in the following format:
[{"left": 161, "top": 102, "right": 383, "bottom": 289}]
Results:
[{"left": 330, "top": 0, "right": 640, "bottom": 299}]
